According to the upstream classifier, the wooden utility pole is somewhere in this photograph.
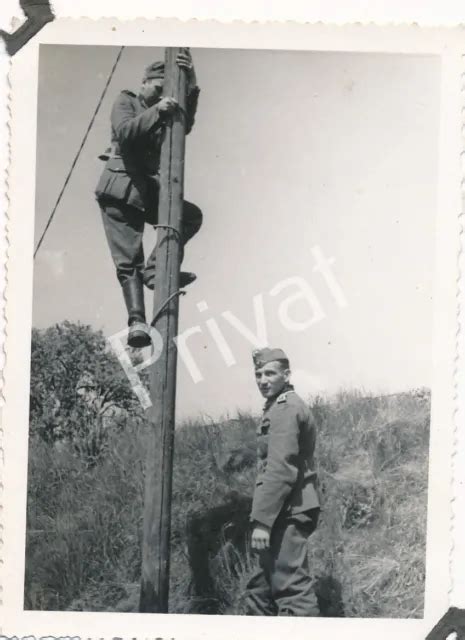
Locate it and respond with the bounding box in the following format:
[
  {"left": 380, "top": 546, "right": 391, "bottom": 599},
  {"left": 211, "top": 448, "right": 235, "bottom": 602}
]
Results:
[{"left": 139, "top": 47, "right": 188, "bottom": 613}]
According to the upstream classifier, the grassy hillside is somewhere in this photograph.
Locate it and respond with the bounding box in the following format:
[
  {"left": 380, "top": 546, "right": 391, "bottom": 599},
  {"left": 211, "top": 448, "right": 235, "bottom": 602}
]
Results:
[{"left": 25, "top": 389, "right": 430, "bottom": 617}]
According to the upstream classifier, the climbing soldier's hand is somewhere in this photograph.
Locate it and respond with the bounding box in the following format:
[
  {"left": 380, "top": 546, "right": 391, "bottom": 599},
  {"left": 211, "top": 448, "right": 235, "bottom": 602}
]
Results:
[
  {"left": 251, "top": 524, "right": 271, "bottom": 550},
  {"left": 158, "top": 96, "right": 178, "bottom": 114},
  {"left": 176, "top": 49, "right": 197, "bottom": 91}
]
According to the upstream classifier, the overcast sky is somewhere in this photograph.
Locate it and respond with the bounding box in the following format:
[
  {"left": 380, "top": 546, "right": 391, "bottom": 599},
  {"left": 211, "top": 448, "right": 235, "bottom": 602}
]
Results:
[{"left": 32, "top": 46, "right": 440, "bottom": 420}]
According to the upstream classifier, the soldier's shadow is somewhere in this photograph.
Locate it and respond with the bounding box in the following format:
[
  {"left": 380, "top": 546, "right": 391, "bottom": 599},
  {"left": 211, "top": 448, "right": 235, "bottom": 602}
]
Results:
[
  {"left": 186, "top": 491, "right": 252, "bottom": 614},
  {"left": 185, "top": 491, "right": 345, "bottom": 617}
]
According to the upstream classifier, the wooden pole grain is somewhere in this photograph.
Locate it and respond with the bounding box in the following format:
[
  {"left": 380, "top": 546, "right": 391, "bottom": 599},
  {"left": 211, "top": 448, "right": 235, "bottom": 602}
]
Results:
[{"left": 139, "top": 47, "right": 187, "bottom": 613}]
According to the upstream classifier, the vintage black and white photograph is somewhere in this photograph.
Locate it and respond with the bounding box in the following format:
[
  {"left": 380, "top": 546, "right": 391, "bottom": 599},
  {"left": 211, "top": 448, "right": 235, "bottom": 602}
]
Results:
[{"left": 1, "top": 18, "right": 460, "bottom": 640}]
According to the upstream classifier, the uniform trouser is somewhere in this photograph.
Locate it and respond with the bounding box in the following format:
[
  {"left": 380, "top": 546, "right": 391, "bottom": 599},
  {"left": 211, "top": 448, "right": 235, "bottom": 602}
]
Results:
[
  {"left": 244, "top": 508, "right": 320, "bottom": 616},
  {"left": 99, "top": 198, "right": 203, "bottom": 286}
]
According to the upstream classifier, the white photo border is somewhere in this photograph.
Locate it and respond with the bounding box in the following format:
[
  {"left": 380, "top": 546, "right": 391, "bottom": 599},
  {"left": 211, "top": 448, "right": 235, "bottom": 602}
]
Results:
[{"left": 1, "top": 18, "right": 462, "bottom": 639}]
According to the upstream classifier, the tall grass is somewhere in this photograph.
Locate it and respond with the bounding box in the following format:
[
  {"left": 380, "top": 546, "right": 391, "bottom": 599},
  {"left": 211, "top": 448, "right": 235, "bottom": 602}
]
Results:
[{"left": 25, "top": 389, "right": 430, "bottom": 617}]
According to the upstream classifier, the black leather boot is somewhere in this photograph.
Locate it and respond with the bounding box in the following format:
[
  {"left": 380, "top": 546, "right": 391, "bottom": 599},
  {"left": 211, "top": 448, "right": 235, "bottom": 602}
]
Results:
[
  {"left": 122, "top": 277, "right": 151, "bottom": 348},
  {"left": 143, "top": 244, "right": 197, "bottom": 290},
  {"left": 143, "top": 269, "right": 197, "bottom": 291}
]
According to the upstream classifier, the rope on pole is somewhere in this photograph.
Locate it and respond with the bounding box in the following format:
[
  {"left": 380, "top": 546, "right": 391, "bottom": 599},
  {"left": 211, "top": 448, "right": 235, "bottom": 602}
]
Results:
[
  {"left": 150, "top": 290, "right": 186, "bottom": 327},
  {"left": 152, "top": 224, "right": 182, "bottom": 242},
  {"left": 33, "top": 45, "right": 125, "bottom": 259}
]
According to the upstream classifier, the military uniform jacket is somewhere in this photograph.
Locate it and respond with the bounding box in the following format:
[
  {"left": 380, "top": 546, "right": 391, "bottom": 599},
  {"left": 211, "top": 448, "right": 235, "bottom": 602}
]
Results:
[
  {"left": 251, "top": 386, "right": 320, "bottom": 529},
  {"left": 95, "top": 87, "right": 199, "bottom": 212}
]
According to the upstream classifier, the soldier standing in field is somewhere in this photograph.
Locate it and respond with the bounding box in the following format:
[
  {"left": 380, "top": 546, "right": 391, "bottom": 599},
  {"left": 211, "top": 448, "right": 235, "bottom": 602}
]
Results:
[
  {"left": 245, "top": 348, "right": 320, "bottom": 616},
  {"left": 95, "top": 50, "right": 202, "bottom": 349}
]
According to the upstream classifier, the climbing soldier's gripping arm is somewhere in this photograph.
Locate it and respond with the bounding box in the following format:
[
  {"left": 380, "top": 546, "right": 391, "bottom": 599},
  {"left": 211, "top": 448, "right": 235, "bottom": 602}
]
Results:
[
  {"left": 176, "top": 49, "right": 200, "bottom": 134},
  {"left": 186, "top": 86, "right": 200, "bottom": 134},
  {"left": 111, "top": 92, "right": 166, "bottom": 149}
]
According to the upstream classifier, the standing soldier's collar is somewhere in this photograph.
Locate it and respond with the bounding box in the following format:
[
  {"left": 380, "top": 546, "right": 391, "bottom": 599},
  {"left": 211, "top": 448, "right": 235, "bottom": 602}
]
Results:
[
  {"left": 277, "top": 384, "right": 295, "bottom": 404},
  {"left": 263, "top": 384, "right": 295, "bottom": 410}
]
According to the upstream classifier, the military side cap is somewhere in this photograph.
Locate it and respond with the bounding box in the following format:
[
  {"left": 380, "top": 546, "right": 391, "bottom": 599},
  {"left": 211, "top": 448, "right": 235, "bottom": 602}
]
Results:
[
  {"left": 143, "top": 61, "right": 165, "bottom": 81},
  {"left": 252, "top": 347, "right": 289, "bottom": 369}
]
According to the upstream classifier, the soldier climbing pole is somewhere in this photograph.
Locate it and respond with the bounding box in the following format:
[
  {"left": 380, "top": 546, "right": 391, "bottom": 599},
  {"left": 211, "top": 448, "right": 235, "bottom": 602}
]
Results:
[{"left": 139, "top": 47, "right": 188, "bottom": 613}]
